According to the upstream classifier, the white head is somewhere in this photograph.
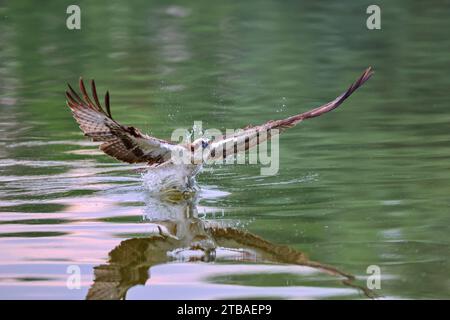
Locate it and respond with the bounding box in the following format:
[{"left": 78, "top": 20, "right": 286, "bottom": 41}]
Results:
[{"left": 190, "top": 138, "right": 210, "bottom": 164}]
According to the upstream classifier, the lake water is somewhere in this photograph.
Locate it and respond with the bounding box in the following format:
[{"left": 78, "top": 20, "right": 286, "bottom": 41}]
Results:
[{"left": 1, "top": 1, "right": 449, "bottom": 299}]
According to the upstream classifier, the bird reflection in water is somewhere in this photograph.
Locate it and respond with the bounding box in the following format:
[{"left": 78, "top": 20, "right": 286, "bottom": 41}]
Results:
[{"left": 87, "top": 190, "right": 375, "bottom": 300}]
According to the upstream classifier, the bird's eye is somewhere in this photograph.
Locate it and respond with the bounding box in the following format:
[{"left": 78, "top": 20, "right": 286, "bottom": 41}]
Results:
[{"left": 201, "top": 140, "right": 209, "bottom": 148}]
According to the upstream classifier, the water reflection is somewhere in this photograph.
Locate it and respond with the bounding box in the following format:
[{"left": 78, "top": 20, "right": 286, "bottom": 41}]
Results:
[{"left": 87, "top": 193, "right": 373, "bottom": 300}]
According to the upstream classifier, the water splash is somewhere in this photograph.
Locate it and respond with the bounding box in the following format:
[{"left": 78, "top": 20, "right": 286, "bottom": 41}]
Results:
[{"left": 141, "top": 164, "right": 201, "bottom": 200}]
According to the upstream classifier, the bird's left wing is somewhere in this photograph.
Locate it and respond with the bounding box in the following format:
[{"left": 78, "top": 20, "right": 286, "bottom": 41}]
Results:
[
  {"left": 66, "top": 79, "right": 180, "bottom": 165},
  {"left": 206, "top": 67, "right": 373, "bottom": 161}
]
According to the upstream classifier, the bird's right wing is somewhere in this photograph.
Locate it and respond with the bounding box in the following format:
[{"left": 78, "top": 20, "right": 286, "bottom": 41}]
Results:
[{"left": 66, "top": 79, "right": 181, "bottom": 165}]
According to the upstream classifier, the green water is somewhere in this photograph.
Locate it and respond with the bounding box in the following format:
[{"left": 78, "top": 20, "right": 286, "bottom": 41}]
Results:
[{"left": 1, "top": 0, "right": 450, "bottom": 299}]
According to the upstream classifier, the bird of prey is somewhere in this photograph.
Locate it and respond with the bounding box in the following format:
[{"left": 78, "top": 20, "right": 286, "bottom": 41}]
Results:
[{"left": 66, "top": 67, "right": 373, "bottom": 194}]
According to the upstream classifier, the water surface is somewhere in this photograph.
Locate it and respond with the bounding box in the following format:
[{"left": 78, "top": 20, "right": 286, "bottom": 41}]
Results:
[{"left": 1, "top": 0, "right": 450, "bottom": 299}]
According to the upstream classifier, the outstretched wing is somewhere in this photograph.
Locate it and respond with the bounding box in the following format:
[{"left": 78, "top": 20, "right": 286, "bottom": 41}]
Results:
[
  {"left": 206, "top": 67, "right": 374, "bottom": 161},
  {"left": 66, "top": 79, "right": 178, "bottom": 165}
]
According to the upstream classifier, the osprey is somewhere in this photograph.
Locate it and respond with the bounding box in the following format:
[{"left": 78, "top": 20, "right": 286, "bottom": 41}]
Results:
[{"left": 66, "top": 67, "right": 373, "bottom": 195}]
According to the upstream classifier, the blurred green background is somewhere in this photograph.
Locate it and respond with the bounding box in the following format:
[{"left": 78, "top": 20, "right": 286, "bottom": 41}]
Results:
[{"left": 1, "top": 0, "right": 450, "bottom": 299}]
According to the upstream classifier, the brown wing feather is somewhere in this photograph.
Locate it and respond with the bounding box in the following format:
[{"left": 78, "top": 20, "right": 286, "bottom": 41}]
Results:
[
  {"left": 266, "top": 66, "right": 373, "bottom": 130},
  {"left": 207, "top": 67, "right": 374, "bottom": 161},
  {"left": 66, "top": 78, "right": 176, "bottom": 165}
]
